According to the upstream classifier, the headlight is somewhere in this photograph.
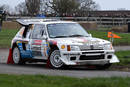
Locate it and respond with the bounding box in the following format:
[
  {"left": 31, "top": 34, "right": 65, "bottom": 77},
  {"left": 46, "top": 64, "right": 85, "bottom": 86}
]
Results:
[
  {"left": 67, "top": 45, "right": 80, "bottom": 51},
  {"left": 71, "top": 46, "right": 80, "bottom": 51},
  {"left": 104, "top": 43, "right": 113, "bottom": 50}
]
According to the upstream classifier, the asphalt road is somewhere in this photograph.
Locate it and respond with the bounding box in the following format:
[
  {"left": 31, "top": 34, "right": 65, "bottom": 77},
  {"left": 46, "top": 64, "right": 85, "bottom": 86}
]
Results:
[
  {"left": 1, "top": 63, "right": 130, "bottom": 78},
  {"left": 0, "top": 46, "right": 130, "bottom": 78}
]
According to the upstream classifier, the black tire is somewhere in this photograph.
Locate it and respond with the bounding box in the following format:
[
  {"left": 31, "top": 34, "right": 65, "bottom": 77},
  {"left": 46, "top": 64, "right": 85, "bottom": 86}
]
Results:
[
  {"left": 12, "top": 47, "right": 25, "bottom": 65},
  {"left": 96, "top": 64, "right": 112, "bottom": 70},
  {"left": 49, "top": 50, "right": 64, "bottom": 69}
]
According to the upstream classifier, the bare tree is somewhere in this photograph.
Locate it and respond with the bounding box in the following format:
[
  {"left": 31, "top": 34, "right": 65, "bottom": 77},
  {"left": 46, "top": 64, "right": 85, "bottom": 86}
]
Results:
[
  {"left": 0, "top": 5, "right": 5, "bottom": 10},
  {"left": 40, "top": 0, "right": 50, "bottom": 15},
  {"left": 25, "top": 0, "right": 41, "bottom": 16},
  {"left": 15, "top": 2, "right": 28, "bottom": 16},
  {"left": 47, "top": 0, "right": 79, "bottom": 16},
  {"left": 45, "top": 0, "right": 99, "bottom": 17},
  {"left": 14, "top": 0, "right": 100, "bottom": 17},
  {"left": 0, "top": 4, "right": 11, "bottom": 14},
  {"left": 78, "top": 0, "right": 100, "bottom": 11}
]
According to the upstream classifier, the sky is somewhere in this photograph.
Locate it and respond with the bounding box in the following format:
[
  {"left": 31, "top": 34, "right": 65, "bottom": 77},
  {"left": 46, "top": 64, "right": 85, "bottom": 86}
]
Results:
[
  {"left": 0, "top": 0, "right": 130, "bottom": 10},
  {"left": 93, "top": 0, "right": 130, "bottom": 10}
]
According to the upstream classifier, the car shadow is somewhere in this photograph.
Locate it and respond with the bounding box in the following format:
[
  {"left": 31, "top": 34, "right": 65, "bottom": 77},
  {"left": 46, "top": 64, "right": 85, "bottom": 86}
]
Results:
[{"left": 6, "top": 63, "right": 110, "bottom": 71}]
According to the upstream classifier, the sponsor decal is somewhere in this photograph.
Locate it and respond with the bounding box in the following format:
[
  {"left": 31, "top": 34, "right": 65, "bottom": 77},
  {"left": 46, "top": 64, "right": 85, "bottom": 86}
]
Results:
[
  {"left": 70, "top": 38, "right": 88, "bottom": 44},
  {"left": 43, "top": 42, "right": 50, "bottom": 57},
  {"left": 19, "top": 28, "right": 24, "bottom": 35},
  {"left": 84, "top": 41, "right": 100, "bottom": 45},
  {"left": 16, "top": 41, "right": 33, "bottom": 59},
  {"left": 32, "top": 40, "right": 42, "bottom": 45},
  {"left": 78, "top": 37, "right": 88, "bottom": 43},
  {"left": 48, "top": 40, "right": 57, "bottom": 45}
]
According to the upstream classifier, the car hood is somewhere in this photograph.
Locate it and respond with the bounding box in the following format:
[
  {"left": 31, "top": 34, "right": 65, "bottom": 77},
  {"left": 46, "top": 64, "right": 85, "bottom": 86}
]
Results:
[{"left": 49, "top": 37, "right": 110, "bottom": 45}]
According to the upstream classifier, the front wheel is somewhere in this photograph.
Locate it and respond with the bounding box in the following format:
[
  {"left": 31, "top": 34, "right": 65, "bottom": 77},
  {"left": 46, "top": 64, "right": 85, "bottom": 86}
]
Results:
[{"left": 49, "top": 50, "right": 64, "bottom": 69}]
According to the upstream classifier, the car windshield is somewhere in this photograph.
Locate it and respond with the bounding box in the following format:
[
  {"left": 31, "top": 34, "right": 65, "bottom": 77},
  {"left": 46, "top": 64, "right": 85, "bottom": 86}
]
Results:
[{"left": 47, "top": 23, "right": 89, "bottom": 38}]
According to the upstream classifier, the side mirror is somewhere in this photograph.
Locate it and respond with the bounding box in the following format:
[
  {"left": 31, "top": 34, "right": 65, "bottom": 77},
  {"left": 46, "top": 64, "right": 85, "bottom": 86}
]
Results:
[
  {"left": 42, "top": 35, "right": 47, "bottom": 40},
  {"left": 88, "top": 34, "right": 92, "bottom": 37}
]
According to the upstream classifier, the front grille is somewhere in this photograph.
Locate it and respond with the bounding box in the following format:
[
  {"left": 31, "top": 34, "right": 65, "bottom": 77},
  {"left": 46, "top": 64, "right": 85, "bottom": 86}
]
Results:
[
  {"left": 79, "top": 45, "right": 103, "bottom": 51},
  {"left": 80, "top": 55, "right": 105, "bottom": 60}
]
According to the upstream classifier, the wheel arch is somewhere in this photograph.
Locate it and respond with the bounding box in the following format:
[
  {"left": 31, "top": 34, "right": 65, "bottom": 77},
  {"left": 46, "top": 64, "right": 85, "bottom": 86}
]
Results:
[
  {"left": 49, "top": 44, "right": 59, "bottom": 52},
  {"left": 12, "top": 42, "right": 18, "bottom": 50}
]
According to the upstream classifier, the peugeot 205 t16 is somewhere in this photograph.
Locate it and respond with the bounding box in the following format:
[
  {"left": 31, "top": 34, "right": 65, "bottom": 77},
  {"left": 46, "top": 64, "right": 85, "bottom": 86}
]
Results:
[{"left": 10, "top": 19, "right": 119, "bottom": 69}]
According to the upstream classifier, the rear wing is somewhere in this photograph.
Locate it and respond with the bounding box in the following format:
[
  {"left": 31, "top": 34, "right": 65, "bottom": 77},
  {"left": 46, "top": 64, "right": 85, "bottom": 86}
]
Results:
[
  {"left": 16, "top": 19, "right": 60, "bottom": 26},
  {"left": 16, "top": 19, "right": 43, "bottom": 26}
]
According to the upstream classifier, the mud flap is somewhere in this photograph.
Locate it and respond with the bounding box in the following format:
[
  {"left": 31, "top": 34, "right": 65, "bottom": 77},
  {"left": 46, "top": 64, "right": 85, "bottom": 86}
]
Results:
[
  {"left": 46, "top": 58, "right": 51, "bottom": 68},
  {"left": 7, "top": 48, "right": 14, "bottom": 64}
]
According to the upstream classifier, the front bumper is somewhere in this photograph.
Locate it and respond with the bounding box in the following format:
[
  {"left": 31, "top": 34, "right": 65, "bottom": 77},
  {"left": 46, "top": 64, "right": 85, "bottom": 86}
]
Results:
[{"left": 60, "top": 50, "right": 119, "bottom": 65}]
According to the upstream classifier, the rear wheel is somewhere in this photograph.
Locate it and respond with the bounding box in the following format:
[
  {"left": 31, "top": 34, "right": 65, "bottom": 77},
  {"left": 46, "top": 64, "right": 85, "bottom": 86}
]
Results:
[
  {"left": 49, "top": 50, "right": 64, "bottom": 69},
  {"left": 12, "top": 47, "right": 25, "bottom": 65}
]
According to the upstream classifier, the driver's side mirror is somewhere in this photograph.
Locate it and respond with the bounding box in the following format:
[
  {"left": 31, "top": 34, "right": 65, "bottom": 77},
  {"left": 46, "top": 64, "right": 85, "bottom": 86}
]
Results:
[{"left": 88, "top": 34, "right": 92, "bottom": 37}]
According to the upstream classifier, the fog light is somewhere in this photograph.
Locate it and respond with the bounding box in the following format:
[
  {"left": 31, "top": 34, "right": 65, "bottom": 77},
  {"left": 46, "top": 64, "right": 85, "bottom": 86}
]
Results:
[
  {"left": 108, "top": 55, "right": 112, "bottom": 59},
  {"left": 70, "top": 57, "right": 76, "bottom": 61},
  {"left": 61, "top": 45, "right": 65, "bottom": 49}
]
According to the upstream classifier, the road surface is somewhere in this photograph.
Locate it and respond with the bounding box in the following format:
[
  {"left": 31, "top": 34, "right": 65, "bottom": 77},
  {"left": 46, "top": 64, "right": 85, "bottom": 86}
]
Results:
[
  {"left": 0, "top": 63, "right": 130, "bottom": 78},
  {"left": 0, "top": 46, "right": 130, "bottom": 78}
]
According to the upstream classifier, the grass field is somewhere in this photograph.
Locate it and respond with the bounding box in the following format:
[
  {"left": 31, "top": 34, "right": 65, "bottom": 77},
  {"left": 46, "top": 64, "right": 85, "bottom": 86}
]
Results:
[
  {"left": 0, "top": 29, "right": 130, "bottom": 48},
  {"left": 0, "top": 29, "right": 19, "bottom": 48},
  {"left": 115, "top": 50, "right": 130, "bottom": 66},
  {"left": 0, "top": 74, "right": 130, "bottom": 87}
]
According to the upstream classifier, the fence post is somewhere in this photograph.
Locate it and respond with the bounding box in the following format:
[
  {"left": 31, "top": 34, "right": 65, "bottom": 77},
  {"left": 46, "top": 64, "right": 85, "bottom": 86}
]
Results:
[
  {"left": 128, "top": 21, "right": 130, "bottom": 33},
  {"left": 0, "top": 13, "right": 2, "bottom": 32}
]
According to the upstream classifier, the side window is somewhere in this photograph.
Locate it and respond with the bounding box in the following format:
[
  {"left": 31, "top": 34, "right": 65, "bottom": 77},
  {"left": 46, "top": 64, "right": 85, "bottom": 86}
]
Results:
[
  {"left": 32, "top": 24, "right": 45, "bottom": 39},
  {"left": 23, "top": 26, "right": 29, "bottom": 38}
]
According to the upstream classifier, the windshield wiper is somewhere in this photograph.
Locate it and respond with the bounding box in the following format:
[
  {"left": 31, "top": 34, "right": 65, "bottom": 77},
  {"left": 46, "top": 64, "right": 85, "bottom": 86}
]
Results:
[
  {"left": 52, "top": 36, "right": 69, "bottom": 38},
  {"left": 68, "top": 34, "right": 88, "bottom": 37}
]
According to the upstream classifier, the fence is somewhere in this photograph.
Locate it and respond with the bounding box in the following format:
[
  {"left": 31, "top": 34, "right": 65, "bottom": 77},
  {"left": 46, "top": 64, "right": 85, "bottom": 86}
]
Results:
[
  {"left": 6, "top": 16, "right": 130, "bottom": 28},
  {"left": 2, "top": 21, "right": 97, "bottom": 30}
]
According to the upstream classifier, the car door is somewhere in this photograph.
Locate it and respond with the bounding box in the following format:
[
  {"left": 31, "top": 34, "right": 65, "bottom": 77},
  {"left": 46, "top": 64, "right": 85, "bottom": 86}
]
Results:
[{"left": 30, "top": 24, "right": 46, "bottom": 59}]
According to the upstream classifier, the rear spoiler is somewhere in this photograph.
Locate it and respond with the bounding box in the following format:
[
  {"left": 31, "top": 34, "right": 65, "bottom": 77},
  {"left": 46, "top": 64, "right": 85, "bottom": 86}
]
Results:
[
  {"left": 16, "top": 19, "right": 43, "bottom": 26},
  {"left": 16, "top": 18, "right": 60, "bottom": 26}
]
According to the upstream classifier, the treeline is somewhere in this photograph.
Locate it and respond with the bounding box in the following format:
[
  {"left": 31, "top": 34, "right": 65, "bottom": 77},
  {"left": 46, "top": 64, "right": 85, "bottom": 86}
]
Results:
[{"left": 0, "top": 0, "right": 99, "bottom": 17}]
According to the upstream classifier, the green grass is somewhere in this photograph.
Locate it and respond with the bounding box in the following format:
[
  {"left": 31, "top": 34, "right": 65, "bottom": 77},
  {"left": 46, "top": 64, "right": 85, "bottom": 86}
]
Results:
[
  {"left": 115, "top": 50, "right": 130, "bottom": 65},
  {"left": 0, "top": 29, "right": 19, "bottom": 48},
  {"left": 0, "top": 29, "right": 130, "bottom": 48},
  {"left": 0, "top": 74, "right": 130, "bottom": 87}
]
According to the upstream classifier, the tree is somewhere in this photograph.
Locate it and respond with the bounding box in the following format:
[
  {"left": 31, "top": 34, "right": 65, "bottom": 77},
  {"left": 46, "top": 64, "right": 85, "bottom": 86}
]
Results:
[
  {"left": 0, "top": 4, "right": 11, "bottom": 14},
  {"left": 15, "top": 2, "right": 28, "bottom": 16},
  {"left": 79, "top": 0, "right": 99, "bottom": 11},
  {"left": 48, "top": 0, "right": 80, "bottom": 16},
  {"left": 25, "top": 0, "right": 41, "bottom": 16},
  {"left": 14, "top": 0, "right": 100, "bottom": 17},
  {"left": 40, "top": 0, "right": 51, "bottom": 15},
  {"left": 0, "top": 5, "right": 5, "bottom": 11},
  {"left": 45, "top": 0, "right": 99, "bottom": 17}
]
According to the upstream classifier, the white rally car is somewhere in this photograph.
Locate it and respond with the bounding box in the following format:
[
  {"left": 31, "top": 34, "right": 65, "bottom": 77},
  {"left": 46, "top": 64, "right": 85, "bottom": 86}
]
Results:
[{"left": 10, "top": 19, "right": 119, "bottom": 69}]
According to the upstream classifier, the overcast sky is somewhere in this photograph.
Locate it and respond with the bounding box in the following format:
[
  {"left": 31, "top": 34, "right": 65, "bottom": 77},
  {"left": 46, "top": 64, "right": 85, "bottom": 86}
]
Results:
[{"left": 0, "top": 0, "right": 130, "bottom": 10}]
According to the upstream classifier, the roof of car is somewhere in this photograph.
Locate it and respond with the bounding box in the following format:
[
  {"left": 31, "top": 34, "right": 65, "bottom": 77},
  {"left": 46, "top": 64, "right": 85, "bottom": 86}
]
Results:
[{"left": 17, "top": 19, "right": 76, "bottom": 26}]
